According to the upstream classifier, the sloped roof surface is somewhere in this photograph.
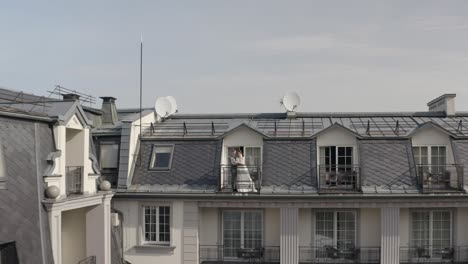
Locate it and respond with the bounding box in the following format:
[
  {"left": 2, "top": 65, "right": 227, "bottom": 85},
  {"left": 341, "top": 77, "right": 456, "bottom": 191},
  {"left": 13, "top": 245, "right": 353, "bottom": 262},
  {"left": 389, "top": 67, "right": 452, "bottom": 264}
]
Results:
[
  {"left": 358, "top": 139, "right": 418, "bottom": 193},
  {"left": 451, "top": 139, "right": 468, "bottom": 187},
  {"left": 261, "top": 139, "right": 317, "bottom": 193},
  {"left": 131, "top": 140, "right": 222, "bottom": 190}
]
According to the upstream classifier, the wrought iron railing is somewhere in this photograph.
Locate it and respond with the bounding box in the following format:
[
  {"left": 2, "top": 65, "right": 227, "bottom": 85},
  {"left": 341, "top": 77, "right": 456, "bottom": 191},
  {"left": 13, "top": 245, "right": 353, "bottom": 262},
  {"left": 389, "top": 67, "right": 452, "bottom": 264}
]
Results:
[
  {"left": 299, "top": 246, "right": 380, "bottom": 263},
  {"left": 415, "top": 164, "right": 464, "bottom": 192},
  {"left": 66, "top": 166, "right": 83, "bottom": 195},
  {"left": 0, "top": 241, "right": 19, "bottom": 264},
  {"left": 219, "top": 165, "right": 262, "bottom": 193},
  {"left": 400, "top": 246, "right": 468, "bottom": 263},
  {"left": 78, "top": 256, "right": 96, "bottom": 264},
  {"left": 318, "top": 165, "right": 360, "bottom": 193},
  {"left": 200, "top": 245, "right": 279, "bottom": 263}
]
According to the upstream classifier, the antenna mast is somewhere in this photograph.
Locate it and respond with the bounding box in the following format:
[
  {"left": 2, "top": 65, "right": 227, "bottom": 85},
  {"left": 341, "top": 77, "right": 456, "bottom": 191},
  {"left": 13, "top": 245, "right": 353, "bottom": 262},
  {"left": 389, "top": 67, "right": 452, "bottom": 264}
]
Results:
[{"left": 138, "top": 35, "right": 143, "bottom": 167}]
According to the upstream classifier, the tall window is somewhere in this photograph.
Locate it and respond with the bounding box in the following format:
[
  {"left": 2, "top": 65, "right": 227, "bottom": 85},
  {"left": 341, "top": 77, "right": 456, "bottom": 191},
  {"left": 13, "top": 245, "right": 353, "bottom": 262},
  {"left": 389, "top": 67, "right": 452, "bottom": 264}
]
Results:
[
  {"left": 150, "top": 145, "right": 174, "bottom": 170},
  {"left": 223, "top": 211, "right": 263, "bottom": 258},
  {"left": 411, "top": 210, "right": 451, "bottom": 251},
  {"left": 413, "top": 146, "right": 447, "bottom": 170},
  {"left": 315, "top": 211, "right": 356, "bottom": 250},
  {"left": 100, "top": 143, "right": 119, "bottom": 169},
  {"left": 142, "top": 205, "right": 170, "bottom": 244},
  {"left": 226, "top": 146, "right": 262, "bottom": 166},
  {"left": 320, "top": 146, "right": 353, "bottom": 171}
]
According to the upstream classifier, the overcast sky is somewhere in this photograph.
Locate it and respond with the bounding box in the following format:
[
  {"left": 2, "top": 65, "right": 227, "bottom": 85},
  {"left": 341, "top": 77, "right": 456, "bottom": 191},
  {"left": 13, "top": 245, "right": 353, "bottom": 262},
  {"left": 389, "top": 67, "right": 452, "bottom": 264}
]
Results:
[{"left": 2, "top": 1, "right": 468, "bottom": 113}]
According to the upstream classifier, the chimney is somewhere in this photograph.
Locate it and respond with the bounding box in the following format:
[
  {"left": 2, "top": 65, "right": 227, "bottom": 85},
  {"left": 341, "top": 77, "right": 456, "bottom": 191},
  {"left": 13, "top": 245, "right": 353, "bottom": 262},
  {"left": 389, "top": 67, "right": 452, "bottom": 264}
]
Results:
[
  {"left": 427, "top": 94, "right": 456, "bottom": 116},
  {"left": 62, "top": 93, "right": 80, "bottom": 101},
  {"left": 100, "top": 97, "right": 118, "bottom": 125}
]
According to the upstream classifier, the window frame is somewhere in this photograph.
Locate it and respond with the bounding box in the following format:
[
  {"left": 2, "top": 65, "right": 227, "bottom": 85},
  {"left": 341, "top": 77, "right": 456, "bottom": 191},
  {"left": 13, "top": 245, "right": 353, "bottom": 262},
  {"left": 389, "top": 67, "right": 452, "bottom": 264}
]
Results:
[
  {"left": 149, "top": 144, "right": 175, "bottom": 170},
  {"left": 224, "top": 145, "right": 263, "bottom": 166},
  {"left": 221, "top": 209, "right": 264, "bottom": 259},
  {"left": 139, "top": 203, "right": 172, "bottom": 246},
  {"left": 409, "top": 209, "right": 453, "bottom": 253},
  {"left": 313, "top": 209, "right": 358, "bottom": 249},
  {"left": 412, "top": 145, "right": 448, "bottom": 166},
  {"left": 99, "top": 141, "right": 120, "bottom": 169}
]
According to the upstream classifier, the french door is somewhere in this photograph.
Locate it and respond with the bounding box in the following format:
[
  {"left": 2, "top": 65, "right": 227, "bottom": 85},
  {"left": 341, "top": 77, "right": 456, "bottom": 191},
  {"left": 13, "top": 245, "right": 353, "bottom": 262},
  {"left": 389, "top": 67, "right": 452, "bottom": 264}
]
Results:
[{"left": 223, "top": 211, "right": 263, "bottom": 258}]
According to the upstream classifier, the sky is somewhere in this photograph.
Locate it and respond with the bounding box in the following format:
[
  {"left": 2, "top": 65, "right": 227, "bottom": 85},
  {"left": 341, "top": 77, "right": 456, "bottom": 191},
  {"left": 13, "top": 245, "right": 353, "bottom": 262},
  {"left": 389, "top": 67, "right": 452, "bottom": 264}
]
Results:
[{"left": 2, "top": 1, "right": 468, "bottom": 113}]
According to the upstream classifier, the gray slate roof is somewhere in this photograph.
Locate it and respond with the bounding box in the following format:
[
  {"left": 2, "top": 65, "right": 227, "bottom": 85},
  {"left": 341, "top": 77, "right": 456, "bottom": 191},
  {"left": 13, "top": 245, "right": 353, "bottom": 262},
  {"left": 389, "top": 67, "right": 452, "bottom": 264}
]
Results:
[
  {"left": 451, "top": 140, "right": 468, "bottom": 190},
  {"left": 359, "top": 139, "right": 418, "bottom": 193},
  {"left": 131, "top": 140, "right": 222, "bottom": 192},
  {"left": 261, "top": 139, "right": 317, "bottom": 194}
]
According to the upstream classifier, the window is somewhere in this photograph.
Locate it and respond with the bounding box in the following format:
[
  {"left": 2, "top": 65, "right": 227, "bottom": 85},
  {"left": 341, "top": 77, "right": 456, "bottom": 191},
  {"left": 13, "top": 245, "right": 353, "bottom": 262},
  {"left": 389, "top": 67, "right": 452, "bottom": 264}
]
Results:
[
  {"left": 413, "top": 146, "right": 447, "bottom": 173},
  {"left": 142, "top": 205, "right": 170, "bottom": 244},
  {"left": 99, "top": 143, "right": 119, "bottom": 169},
  {"left": 315, "top": 211, "right": 356, "bottom": 250},
  {"left": 226, "top": 146, "right": 262, "bottom": 166},
  {"left": 320, "top": 146, "right": 353, "bottom": 171},
  {"left": 150, "top": 145, "right": 174, "bottom": 170},
  {"left": 411, "top": 210, "right": 452, "bottom": 256},
  {"left": 223, "top": 210, "right": 263, "bottom": 258}
]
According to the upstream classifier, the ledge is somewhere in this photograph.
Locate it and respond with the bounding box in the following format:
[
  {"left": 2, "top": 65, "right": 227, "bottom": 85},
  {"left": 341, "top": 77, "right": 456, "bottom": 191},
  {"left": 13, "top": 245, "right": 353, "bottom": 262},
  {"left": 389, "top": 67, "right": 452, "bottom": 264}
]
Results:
[{"left": 133, "top": 244, "right": 176, "bottom": 253}]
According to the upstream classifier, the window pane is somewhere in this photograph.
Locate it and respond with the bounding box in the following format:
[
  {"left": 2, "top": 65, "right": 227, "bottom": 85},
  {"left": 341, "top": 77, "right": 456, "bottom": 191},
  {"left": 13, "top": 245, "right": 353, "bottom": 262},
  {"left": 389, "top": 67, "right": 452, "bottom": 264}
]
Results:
[
  {"left": 151, "top": 146, "right": 173, "bottom": 169},
  {"left": 100, "top": 143, "right": 119, "bottom": 168},
  {"left": 245, "top": 147, "right": 261, "bottom": 166},
  {"left": 143, "top": 206, "right": 158, "bottom": 242},
  {"left": 223, "top": 211, "right": 242, "bottom": 258},
  {"left": 315, "top": 212, "right": 334, "bottom": 247},
  {"left": 337, "top": 212, "right": 355, "bottom": 249},
  {"left": 411, "top": 212, "right": 430, "bottom": 248}
]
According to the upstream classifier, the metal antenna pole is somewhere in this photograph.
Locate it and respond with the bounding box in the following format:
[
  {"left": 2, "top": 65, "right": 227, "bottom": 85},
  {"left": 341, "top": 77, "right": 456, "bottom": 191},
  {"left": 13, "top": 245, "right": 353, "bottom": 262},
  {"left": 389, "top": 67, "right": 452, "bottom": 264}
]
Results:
[{"left": 138, "top": 35, "right": 143, "bottom": 167}]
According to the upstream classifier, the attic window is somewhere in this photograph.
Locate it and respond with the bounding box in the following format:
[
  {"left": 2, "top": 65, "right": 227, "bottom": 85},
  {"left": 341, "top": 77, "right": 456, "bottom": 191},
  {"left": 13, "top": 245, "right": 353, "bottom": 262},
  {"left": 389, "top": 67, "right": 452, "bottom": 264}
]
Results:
[{"left": 149, "top": 145, "right": 174, "bottom": 170}]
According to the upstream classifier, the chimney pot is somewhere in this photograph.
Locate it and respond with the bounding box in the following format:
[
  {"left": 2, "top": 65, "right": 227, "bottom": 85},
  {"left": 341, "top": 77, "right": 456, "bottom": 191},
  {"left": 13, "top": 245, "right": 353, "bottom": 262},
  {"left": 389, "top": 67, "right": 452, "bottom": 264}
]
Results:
[{"left": 427, "top": 94, "right": 456, "bottom": 116}]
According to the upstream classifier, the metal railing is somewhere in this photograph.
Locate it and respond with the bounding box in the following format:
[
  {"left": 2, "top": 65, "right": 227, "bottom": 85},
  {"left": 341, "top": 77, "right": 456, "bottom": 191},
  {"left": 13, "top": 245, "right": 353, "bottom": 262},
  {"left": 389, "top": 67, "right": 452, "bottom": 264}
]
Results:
[
  {"left": 318, "top": 165, "right": 360, "bottom": 193},
  {"left": 299, "top": 246, "right": 380, "bottom": 263},
  {"left": 78, "top": 256, "right": 96, "bottom": 264},
  {"left": 400, "top": 246, "right": 468, "bottom": 263},
  {"left": 66, "top": 166, "right": 83, "bottom": 195},
  {"left": 0, "top": 241, "right": 19, "bottom": 264},
  {"left": 219, "top": 165, "right": 262, "bottom": 193},
  {"left": 200, "top": 245, "right": 279, "bottom": 263},
  {"left": 415, "top": 164, "right": 464, "bottom": 192}
]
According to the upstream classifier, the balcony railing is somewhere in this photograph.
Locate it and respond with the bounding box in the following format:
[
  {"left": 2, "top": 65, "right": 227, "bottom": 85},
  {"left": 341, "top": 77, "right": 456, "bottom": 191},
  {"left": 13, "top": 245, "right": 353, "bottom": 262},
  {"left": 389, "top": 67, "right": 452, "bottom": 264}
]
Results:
[
  {"left": 318, "top": 165, "right": 360, "bottom": 193},
  {"left": 66, "top": 166, "right": 83, "bottom": 195},
  {"left": 78, "top": 256, "right": 96, "bottom": 264},
  {"left": 220, "top": 165, "right": 262, "bottom": 193},
  {"left": 0, "top": 241, "right": 19, "bottom": 264},
  {"left": 400, "top": 246, "right": 468, "bottom": 263},
  {"left": 299, "top": 246, "right": 380, "bottom": 263},
  {"left": 415, "top": 164, "right": 464, "bottom": 192},
  {"left": 200, "top": 245, "right": 279, "bottom": 263}
]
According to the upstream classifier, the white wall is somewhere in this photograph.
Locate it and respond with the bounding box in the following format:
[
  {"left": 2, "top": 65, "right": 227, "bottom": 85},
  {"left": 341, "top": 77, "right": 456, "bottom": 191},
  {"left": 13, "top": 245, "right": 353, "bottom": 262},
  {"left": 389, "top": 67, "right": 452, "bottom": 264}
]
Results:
[
  {"left": 199, "top": 208, "right": 219, "bottom": 246},
  {"left": 299, "top": 209, "right": 312, "bottom": 247},
  {"left": 456, "top": 208, "right": 468, "bottom": 246},
  {"left": 114, "top": 199, "right": 184, "bottom": 264},
  {"left": 66, "top": 128, "right": 84, "bottom": 166},
  {"left": 221, "top": 126, "right": 264, "bottom": 164},
  {"left": 316, "top": 126, "right": 359, "bottom": 165},
  {"left": 359, "top": 208, "right": 380, "bottom": 247},
  {"left": 411, "top": 126, "right": 455, "bottom": 164},
  {"left": 400, "top": 208, "right": 410, "bottom": 247},
  {"left": 62, "top": 208, "right": 87, "bottom": 264},
  {"left": 265, "top": 208, "right": 280, "bottom": 247}
]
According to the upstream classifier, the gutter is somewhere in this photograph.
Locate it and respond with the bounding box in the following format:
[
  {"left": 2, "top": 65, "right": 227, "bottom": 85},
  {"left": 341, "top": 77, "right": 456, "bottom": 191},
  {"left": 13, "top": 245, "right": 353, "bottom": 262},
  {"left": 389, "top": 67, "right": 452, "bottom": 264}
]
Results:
[{"left": 0, "top": 111, "right": 55, "bottom": 122}]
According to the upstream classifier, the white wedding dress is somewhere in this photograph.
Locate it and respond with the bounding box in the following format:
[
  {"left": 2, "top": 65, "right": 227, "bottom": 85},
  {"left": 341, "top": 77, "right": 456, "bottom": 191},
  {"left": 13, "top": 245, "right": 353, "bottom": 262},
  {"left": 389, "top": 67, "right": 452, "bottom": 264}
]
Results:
[{"left": 235, "top": 155, "right": 257, "bottom": 192}]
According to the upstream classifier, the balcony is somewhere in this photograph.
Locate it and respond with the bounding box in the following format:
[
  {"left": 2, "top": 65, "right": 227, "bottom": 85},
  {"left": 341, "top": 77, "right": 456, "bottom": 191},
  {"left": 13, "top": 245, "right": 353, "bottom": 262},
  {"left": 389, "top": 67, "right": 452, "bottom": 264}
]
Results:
[
  {"left": 66, "top": 166, "right": 83, "bottom": 195},
  {"left": 416, "top": 164, "right": 464, "bottom": 193},
  {"left": 299, "top": 246, "right": 380, "bottom": 263},
  {"left": 219, "top": 165, "right": 262, "bottom": 193},
  {"left": 318, "top": 165, "right": 360, "bottom": 193},
  {"left": 78, "top": 256, "right": 96, "bottom": 264},
  {"left": 400, "top": 246, "right": 468, "bottom": 263},
  {"left": 200, "top": 245, "right": 279, "bottom": 264}
]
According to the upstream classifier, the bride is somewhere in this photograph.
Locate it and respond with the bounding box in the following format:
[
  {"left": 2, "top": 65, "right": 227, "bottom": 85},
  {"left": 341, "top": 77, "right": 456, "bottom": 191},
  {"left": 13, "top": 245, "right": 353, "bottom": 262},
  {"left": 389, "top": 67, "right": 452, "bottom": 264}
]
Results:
[{"left": 235, "top": 149, "right": 257, "bottom": 192}]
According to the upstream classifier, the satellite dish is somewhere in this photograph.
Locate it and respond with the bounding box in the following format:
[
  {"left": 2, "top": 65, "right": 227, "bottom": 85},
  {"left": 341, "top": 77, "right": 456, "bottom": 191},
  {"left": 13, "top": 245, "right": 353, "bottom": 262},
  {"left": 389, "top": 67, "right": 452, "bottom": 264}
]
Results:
[
  {"left": 166, "top": 96, "right": 178, "bottom": 115},
  {"left": 155, "top": 97, "right": 172, "bottom": 118},
  {"left": 281, "top": 92, "right": 301, "bottom": 112}
]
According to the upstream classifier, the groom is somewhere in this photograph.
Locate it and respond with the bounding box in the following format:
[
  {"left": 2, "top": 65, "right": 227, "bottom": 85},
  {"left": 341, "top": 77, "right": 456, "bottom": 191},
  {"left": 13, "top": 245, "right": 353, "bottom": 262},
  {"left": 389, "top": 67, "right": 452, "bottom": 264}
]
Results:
[{"left": 229, "top": 148, "right": 238, "bottom": 191}]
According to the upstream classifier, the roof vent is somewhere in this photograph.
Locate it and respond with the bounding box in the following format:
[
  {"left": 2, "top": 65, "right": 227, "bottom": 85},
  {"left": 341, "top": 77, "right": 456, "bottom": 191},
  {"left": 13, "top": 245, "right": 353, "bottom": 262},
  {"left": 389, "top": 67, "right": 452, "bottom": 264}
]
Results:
[
  {"left": 62, "top": 93, "right": 80, "bottom": 101},
  {"left": 427, "top": 94, "right": 456, "bottom": 116},
  {"left": 100, "top": 96, "right": 118, "bottom": 125}
]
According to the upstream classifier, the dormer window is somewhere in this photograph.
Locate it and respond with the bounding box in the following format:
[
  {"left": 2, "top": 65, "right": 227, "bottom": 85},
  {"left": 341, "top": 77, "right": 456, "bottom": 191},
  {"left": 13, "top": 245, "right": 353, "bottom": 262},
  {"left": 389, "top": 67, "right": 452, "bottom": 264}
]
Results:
[
  {"left": 100, "top": 143, "right": 119, "bottom": 169},
  {"left": 413, "top": 146, "right": 446, "bottom": 168},
  {"left": 318, "top": 146, "right": 359, "bottom": 192},
  {"left": 150, "top": 145, "right": 174, "bottom": 170}
]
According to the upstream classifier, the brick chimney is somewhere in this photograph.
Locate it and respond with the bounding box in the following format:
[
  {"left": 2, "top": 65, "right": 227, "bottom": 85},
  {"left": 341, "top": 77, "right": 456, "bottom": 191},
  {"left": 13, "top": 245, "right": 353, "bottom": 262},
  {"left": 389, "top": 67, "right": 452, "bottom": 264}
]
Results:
[
  {"left": 427, "top": 94, "right": 456, "bottom": 116},
  {"left": 100, "top": 97, "right": 118, "bottom": 125}
]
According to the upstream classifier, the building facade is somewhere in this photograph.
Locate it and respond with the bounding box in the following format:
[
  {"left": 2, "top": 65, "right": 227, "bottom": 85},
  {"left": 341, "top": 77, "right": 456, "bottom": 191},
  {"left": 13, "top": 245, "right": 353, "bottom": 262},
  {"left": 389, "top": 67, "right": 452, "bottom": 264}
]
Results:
[{"left": 90, "top": 93, "right": 468, "bottom": 264}]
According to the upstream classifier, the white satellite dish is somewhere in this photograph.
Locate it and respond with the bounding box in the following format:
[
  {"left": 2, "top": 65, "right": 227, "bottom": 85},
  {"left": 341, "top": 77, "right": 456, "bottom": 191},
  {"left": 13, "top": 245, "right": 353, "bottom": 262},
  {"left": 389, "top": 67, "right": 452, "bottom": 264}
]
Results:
[
  {"left": 155, "top": 97, "right": 172, "bottom": 118},
  {"left": 166, "top": 96, "right": 178, "bottom": 115},
  {"left": 281, "top": 92, "right": 301, "bottom": 112}
]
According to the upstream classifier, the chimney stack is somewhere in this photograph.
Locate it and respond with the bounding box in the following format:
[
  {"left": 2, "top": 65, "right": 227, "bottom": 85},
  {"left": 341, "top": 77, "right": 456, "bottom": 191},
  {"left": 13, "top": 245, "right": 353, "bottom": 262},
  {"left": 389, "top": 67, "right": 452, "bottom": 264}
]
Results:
[
  {"left": 427, "top": 94, "right": 456, "bottom": 116},
  {"left": 62, "top": 93, "right": 80, "bottom": 101},
  {"left": 100, "top": 97, "right": 118, "bottom": 125}
]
